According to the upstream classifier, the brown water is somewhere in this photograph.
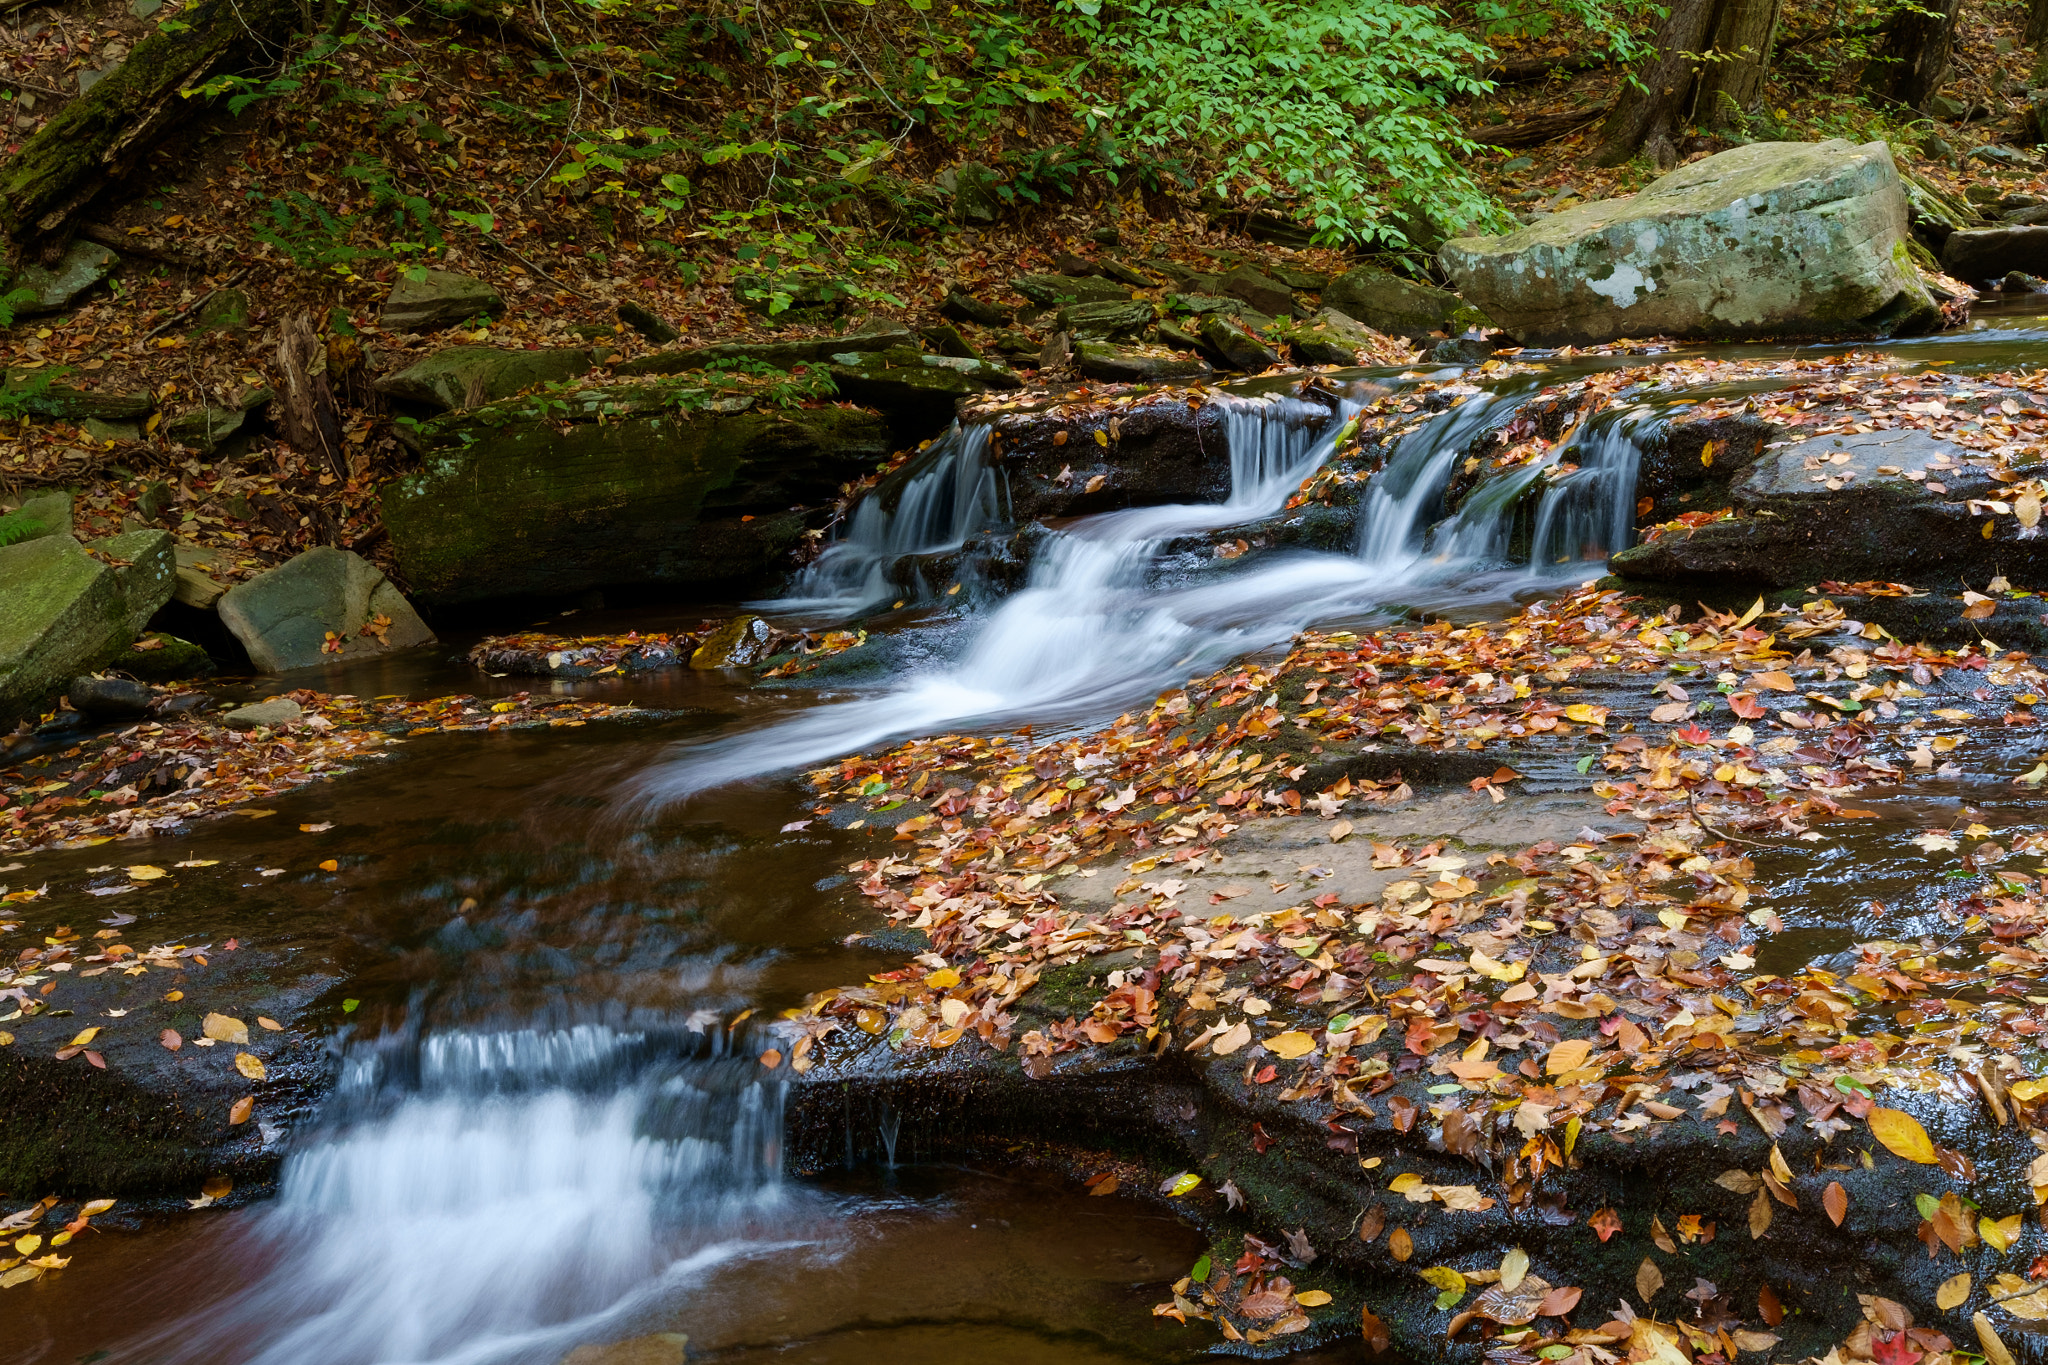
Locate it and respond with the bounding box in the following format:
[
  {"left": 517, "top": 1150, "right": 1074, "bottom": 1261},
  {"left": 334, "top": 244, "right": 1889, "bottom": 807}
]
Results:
[{"left": 10, "top": 304, "right": 2048, "bottom": 1365}]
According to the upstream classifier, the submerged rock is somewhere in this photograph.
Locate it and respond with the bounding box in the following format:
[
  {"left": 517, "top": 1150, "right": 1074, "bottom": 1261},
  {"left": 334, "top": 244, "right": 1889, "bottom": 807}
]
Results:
[
  {"left": 381, "top": 383, "right": 893, "bottom": 606},
  {"left": 217, "top": 547, "right": 436, "bottom": 673},
  {"left": 1441, "top": 140, "right": 1940, "bottom": 345},
  {"left": 221, "top": 697, "right": 305, "bottom": 730},
  {"left": 689, "top": 615, "right": 773, "bottom": 669},
  {"left": 68, "top": 674, "right": 155, "bottom": 719}
]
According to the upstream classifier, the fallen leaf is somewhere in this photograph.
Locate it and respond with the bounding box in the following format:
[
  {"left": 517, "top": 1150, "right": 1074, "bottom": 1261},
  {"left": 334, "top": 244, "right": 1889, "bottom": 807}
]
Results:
[
  {"left": 257, "top": 1017, "right": 282, "bottom": 1031},
  {"left": 1162, "top": 1172, "right": 1202, "bottom": 1197},
  {"left": 1869, "top": 1108, "right": 1938, "bottom": 1163},
  {"left": 1978, "top": 1312, "right": 2018, "bottom": 1365},
  {"left": 1635, "top": 1259, "right": 1663, "bottom": 1303},
  {"left": 1266, "top": 1031, "right": 1317, "bottom": 1059},
  {"left": 1545, "top": 1038, "right": 1594, "bottom": 1075},
  {"left": 125, "top": 865, "right": 167, "bottom": 881},
  {"left": 159, "top": 1029, "right": 181, "bottom": 1050},
  {"left": 1297, "top": 1290, "right": 1333, "bottom": 1307},
  {"left": 1500, "top": 1247, "right": 1529, "bottom": 1292},
  {"left": 1824, "top": 1181, "right": 1848, "bottom": 1226},
  {"left": 1939, "top": 1273, "right": 1972, "bottom": 1311},
  {"left": 1329, "top": 820, "right": 1353, "bottom": 843},
  {"left": 234, "top": 1052, "right": 267, "bottom": 1080},
  {"left": 1390, "top": 1227, "right": 1413, "bottom": 1261},
  {"left": 1537, "top": 1285, "right": 1582, "bottom": 1317},
  {"left": 203, "top": 1013, "right": 250, "bottom": 1045},
  {"left": 228, "top": 1096, "right": 253, "bottom": 1125}
]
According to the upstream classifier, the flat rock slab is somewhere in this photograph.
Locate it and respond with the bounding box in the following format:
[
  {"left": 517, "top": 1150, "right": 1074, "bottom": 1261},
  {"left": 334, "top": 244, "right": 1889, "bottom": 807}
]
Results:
[
  {"left": 1940, "top": 225, "right": 2048, "bottom": 284},
  {"left": 0, "top": 531, "right": 174, "bottom": 727},
  {"left": 217, "top": 547, "right": 436, "bottom": 673},
  {"left": 1442, "top": 139, "right": 1938, "bottom": 346},
  {"left": 10, "top": 240, "right": 119, "bottom": 316},
  {"left": 375, "top": 345, "right": 595, "bottom": 411},
  {"left": 380, "top": 269, "right": 505, "bottom": 335},
  {"left": 222, "top": 697, "right": 305, "bottom": 730}
]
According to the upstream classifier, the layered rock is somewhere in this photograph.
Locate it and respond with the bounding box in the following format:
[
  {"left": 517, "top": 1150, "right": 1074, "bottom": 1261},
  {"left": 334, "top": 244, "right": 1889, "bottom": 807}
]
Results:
[
  {"left": 0, "top": 528, "right": 175, "bottom": 726},
  {"left": 217, "top": 547, "right": 436, "bottom": 673},
  {"left": 1442, "top": 140, "right": 1939, "bottom": 345},
  {"left": 381, "top": 382, "right": 894, "bottom": 605}
]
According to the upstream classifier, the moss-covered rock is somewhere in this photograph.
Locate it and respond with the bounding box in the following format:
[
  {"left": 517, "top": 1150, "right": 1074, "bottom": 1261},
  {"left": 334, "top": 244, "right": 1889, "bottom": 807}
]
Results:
[
  {"left": 381, "top": 381, "right": 895, "bottom": 606},
  {"left": 1442, "top": 140, "right": 1940, "bottom": 346},
  {"left": 0, "top": 531, "right": 172, "bottom": 727},
  {"left": 374, "top": 344, "right": 596, "bottom": 412}
]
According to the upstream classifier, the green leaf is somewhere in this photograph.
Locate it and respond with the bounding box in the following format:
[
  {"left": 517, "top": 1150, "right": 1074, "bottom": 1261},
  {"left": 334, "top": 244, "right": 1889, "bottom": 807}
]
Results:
[
  {"left": 1190, "top": 1254, "right": 1212, "bottom": 1282},
  {"left": 342, "top": 999, "right": 360, "bottom": 1013}
]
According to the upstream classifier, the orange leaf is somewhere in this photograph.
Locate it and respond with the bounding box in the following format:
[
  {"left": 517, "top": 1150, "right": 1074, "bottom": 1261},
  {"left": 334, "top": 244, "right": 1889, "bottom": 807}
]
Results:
[
  {"left": 1590, "top": 1207, "right": 1622, "bottom": 1242},
  {"left": 1824, "top": 1181, "right": 1848, "bottom": 1226},
  {"left": 1536, "top": 1285, "right": 1582, "bottom": 1317},
  {"left": 228, "top": 1095, "right": 254, "bottom": 1125}
]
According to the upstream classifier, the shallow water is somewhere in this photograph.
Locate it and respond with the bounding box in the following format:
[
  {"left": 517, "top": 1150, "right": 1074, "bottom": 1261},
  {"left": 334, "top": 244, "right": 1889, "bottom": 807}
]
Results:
[{"left": 10, "top": 307, "right": 2048, "bottom": 1365}]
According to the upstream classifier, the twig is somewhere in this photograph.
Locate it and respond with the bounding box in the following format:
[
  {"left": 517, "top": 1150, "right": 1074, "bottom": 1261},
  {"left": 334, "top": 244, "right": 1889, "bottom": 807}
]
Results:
[
  {"left": 478, "top": 233, "right": 571, "bottom": 291},
  {"left": 0, "top": 72, "right": 66, "bottom": 99},
  {"left": 77, "top": 222, "right": 220, "bottom": 272}
]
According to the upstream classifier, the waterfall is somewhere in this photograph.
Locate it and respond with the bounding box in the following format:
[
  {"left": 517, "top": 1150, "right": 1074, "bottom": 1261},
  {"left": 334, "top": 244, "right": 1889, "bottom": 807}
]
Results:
[
  {"left": 635, "top": 376, "right": 1661, "bottom": 804},
  {"left": 103, "top": 1026, "right": 801, "bottom": 1365},
  {"left": 780, "top": 423, "right": 1002, "bottom": 614}
]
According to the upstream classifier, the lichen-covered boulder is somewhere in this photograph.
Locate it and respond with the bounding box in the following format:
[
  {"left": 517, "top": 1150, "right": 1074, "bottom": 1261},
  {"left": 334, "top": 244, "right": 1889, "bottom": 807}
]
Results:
[
  {"left": 0, "top": 530, "right": 174, "bottom": 726},
  {"left": 379, "top": 269, "right": 505, "bottom": 335},
  {"left": 1073, "top": 342, "right": 1213, "bottom": 383},
  {"left": 381, "top": 382, "right": 894, "bottom": 606},
  {"left": 217, "top": 546, "right": 435, "bottom": 673},
  {"left": 374, "top": 345, "right": 595, "bottom": 412},
  {"left": 1441, "top": 140, "right": 1939, "bottom": 346},
  {"left": 8, "top": 239, "right": 119, "bottom": 316}
]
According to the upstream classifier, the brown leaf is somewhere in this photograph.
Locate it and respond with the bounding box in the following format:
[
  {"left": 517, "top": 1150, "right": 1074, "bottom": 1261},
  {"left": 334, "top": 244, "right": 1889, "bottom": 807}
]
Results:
[
  {"left": 1635, "top": 1259, "right": 1663, "bottom": 1304},
  {"left": 228, "top": 1095, "right": 253, "bottom": 1125},
  {"left": 1536, "top": 1285, "right": 1583, "bottom": 1318},
  {"left": 1749, "top": 1186, "right": 1773, "bottom": 1239},
  {"left": 1358, "top": 1203, "right": 1386, "bottom": 1243},
  {"left": 1361, "top": 1304, "right": 1392, "bottom": 1353},
  {"left": 1759, "top": 1284, "right": 1784, "bottom": 1326},
  {"left": 1651, "top": 1215, "right": 1677, "bottom": 1253},
  {"left": 1824, "top": 1180, "right": 1848, "bottom": 1227},
  {"left": 1389, "top": 1227, "right": 1413, "bottom": 1262},
  {"left": 159, "top": 1028, "right": 181, "bottom": 1050}
]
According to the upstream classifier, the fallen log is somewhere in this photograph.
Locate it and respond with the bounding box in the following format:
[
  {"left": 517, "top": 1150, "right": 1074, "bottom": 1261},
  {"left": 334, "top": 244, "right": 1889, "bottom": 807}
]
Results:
[{"left": 1467, "top": 101, "right": 1615, "bottom": 148}]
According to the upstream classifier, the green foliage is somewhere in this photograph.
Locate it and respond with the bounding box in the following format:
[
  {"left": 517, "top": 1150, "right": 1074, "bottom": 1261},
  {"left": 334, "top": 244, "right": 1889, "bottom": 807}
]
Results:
[
  {"left": 701, "top": 203, "right": 907, "bottom": 316},
  {"left": 1060, "top": 0, "right": 1524, "bottom": 246},
  {"left": 0, "top": 285, "right": 37, "bottom": 330},
  {"left": 0, "top": 366, "right": 57, "bottom": 422},
  {"left": 0, "top": 512, "right": 47, "bottom": 547}
]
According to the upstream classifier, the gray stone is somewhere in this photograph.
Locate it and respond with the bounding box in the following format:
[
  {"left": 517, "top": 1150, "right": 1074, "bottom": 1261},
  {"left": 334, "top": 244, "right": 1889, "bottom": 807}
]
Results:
[
  {"left": 1269, "top": 265, "right": 1330, "bottom": 291},
  {"left": 85, "top": 530, "right": 177, "bottom": 635},
  {"left": 1010, "top": 274, "right": 1132, "bottom": 308},
  {"left": 217, "top": 547, "right": 436, "bottom": 673},
  {"left": 172, "top": 542, "right": 227, "bottom": 610},
  {"left": 1218, "top": 266, "right": 1297, "bottom": 318},
  {"left": 69, "top": 675, "right": 155, "bottom": 719},
  {"left": 948, "top": 161, "right": 1002, "bottom": 225},
  {"left": 374, "top": 346, "right": 595, "bottom": 412},
  {"left": 1055, "top": 253, "right": 1152, "bottom": 289},
  {"left": 919, "top": 322, "right": 979, "bottom": 358},
  {"left": 615, "top": 321, "right": 913, "bottom": 377},
  {"left": 0, "top": 531, "right": 171, "bottom": 727},
  {"left": 1441, "top": 140, "right": 1938, "bottom": 346},
  {"left": 940, "top": 288, "right": 1012, "bottom": 328},
  {"left": 689, "top": 615, "right": 773, "bottom": 668},
  {"left": 1166, "top": 293, "right": 1251, "bottom": 317},
  {"left": 827, "top": 348, "right": 1023, "bottom": 425},
  {"left": 1322, "top": 267, "right": 1466, "bottom": 339},
  {"left": 1288, "top": 308, "right": 1395, "bottom": 366},
  {"left": 379, "top": 269, "right": 505, "bottom": 335},
  {"left": 1054, "top": 301, "right": 1156, "bottom": 338},
  {"left": 1073, "top": 342, "right": 1213, "bottom": 384},
  {"left": 381, "top": 387, "right": 894, "bottom": 606},
  {"left": 82, "top": 416, "right": 141, "bottom": 443},
  {"left": 616, "top": 301, "right": 679, "bottom": 343},
  {"left": 187, "top": 288, "right": 252, "bottom": 338},
  {"left": 221, "top": 698, "right": 304, "bottom": 731},
  {"left": 0, "top": 492, "right": 71, "bottom": 545},
  {"left": 162, "top": 405, "right": 248, "bottom": 454},
  {"left": 8, "top": 240, "right": 119, "bottom": 317},
  {"left": 1940, "top": 226, "right": 2048, "bottom": 283},
  {"left": 1611, "top": 428, "right": 2048, "bottom": 587},
  {"left": 1197, "top": 316, "right": 1283, "bottom": 371}
]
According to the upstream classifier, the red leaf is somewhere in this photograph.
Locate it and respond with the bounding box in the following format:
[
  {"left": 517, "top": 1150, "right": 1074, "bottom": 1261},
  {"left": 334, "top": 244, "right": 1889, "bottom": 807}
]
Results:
[
  {"left": 1759, "top": 1284, "right": 1784, "bottom": 1326},
  {"left": 1590, "top": 1208, "right": 1623, "bottom": 1242},
  {"left": 1253, "top": 1064, "right": 1278, "bottom": 1084},
  {"left": 1674, "top": 723, "right": 1713, "bottom": 746},
  {"left": 84, "top": 1050, "right": 105, "bottom": 1069},
  {"left": 1729, "top": 693, "right": 1766, "bottom": 719},
  {"left": 1872, "top": 1330, "right": 1921, "bottom": 1365}
]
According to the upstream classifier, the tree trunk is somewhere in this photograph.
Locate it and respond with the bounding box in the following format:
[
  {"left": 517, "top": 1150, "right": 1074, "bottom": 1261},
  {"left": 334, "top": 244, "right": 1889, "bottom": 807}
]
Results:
[
  {"left": 1594, "top": 0, "right": 1721, "bottom": 167},
  {"left": 276, "top": 312, "right": 349, "bottom": 485},
  {"left": 1696, "top": 0, "right": 1784, "bottom": 126},
  {"left": 1860, "top": 0, "right": 1963, "bottom": 112},
  {"left": 0, "top": 0, "right": 297, "bottom": 254},
  {"left": 2028, "top": 0, "right": 2048, "bottom": 50}
]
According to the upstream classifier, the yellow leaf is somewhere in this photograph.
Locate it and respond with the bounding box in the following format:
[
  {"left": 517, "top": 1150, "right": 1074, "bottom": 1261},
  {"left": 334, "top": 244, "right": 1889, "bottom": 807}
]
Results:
[
  {"left": 1266, "top": 1031, "right": 1317, "bottom": 1059},
  {"left": 126, "top": 864, "right": 167, "bottom": 880},
  {"left": 1388, "top": 1172, "right": 1427, "bottom": 1194},
  {"left": 0, "top": 1265, "right": 42, "bottom": 1288},
  {"left": 1563, "top": 703, "right": 1607, "bottom": 725},
  {"left": 1978, "top": 1312, "right": 2018, "bottom": 1365},
  {"left": 1545, "top": 1038, "right": 1594, "bottom": 1075},
  {"left": 202, "top": 1013, "right": 249, "bottom": 1045},
  {"left": 1939, "top": 1273, "right": 1972, "bottom": 1311},
  {"left": 234, "top": 1052, "right": 267, "bottom": 1081},
  {"left": 1734, "top": 597, "right": 1765, "bottom": 628},
  {"left": 1982, "top": 1214, "right": 2023, "bottom": 1252},
  {"left": 67, "top": 1027, "right": 100, "bottom": 1047},
  {"left": 79, "top": 1199, "right": 114, "bottom": 1216},
  {"left": 1500, "top": 1247, "right": 1529, "bottom": 1292},
  {"left": 1420, "top": 1266, "right": 1467, "bottom": 1295},
  {"left": 1468, "top": 949, "right": 1525, "bottom": 983},
  {"left": 1868, "top": 1107, "right": 1938, "bottom": 1163},
  {"left": 1094, "top": 428, "right": 1109, "bottom": 447},
  {"left": 1328, "top": 820, "right": 1353, "bottom": 843},
  {"left": 318, "top": 859, "right": 339, "bottom": 872},
  {"left": 1769, "top": 1143, "right": 1793, "bottom": 1183},
  {"left": 1296, "top": 1290, "right": 1333, "bottom": 1307},
  {"left": 1165, "top": 1172, "right": 1202, "bottom": 1196},
  {"left": 923, "top": 968, "right": 960, "bottom": 988},
  {"left": 1211, "top": 1019, "right": 1253, "bottom": 1055},
  {"left": 14, "top": 1234, "right": 41, "bottom": 1256},
  {"left": 258, "top": 1017, "right": 283, "bottom": 1031}
]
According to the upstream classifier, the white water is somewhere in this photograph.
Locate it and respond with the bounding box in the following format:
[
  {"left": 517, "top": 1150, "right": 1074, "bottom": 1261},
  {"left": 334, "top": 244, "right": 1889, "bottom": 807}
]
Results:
[
  {"left": 105, "top": 1027, "right": 803, "bottom": 1365},
  {"left": 636, "top": 377, "right": 1666, "bottom": 803}
]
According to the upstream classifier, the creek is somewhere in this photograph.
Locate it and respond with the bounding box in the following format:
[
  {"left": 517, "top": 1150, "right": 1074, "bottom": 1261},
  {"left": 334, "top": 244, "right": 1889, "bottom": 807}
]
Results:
[{"left": 13, "top": 302, "right": 2048, "bottom": 1365}]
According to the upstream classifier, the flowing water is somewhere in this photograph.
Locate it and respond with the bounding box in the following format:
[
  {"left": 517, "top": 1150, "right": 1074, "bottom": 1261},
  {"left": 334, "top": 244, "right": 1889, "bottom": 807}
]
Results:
[{"left": 15, "top": 303, "right": 2048, "bottom": 1365}]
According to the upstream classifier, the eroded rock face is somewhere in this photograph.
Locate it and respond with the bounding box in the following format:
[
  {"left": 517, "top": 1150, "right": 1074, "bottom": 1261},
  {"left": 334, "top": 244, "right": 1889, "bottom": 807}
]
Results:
[
  {"left": 1441, "top": 140, "right": 1939, "bottom": 346},
  {"left": 1321, "top": 266, "right": 1466, "bottom": 339},
  {"left": 217, "top": 547, "right": 436, "bottom": 673},
  {"left": 381, "top": 383, "right": 894, "bottom": 606},
  {"left": 1612, "top": 428, "right": 2048, "bottom": 587}
]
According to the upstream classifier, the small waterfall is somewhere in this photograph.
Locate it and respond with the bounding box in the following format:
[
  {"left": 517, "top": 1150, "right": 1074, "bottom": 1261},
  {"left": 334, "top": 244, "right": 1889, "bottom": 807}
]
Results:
[
  {"left": 1525, "top": 406, "right": 1655, "bottom": 569},
  {"left": 106, "top": 1025, "right": 798, "bottom": 1365},
  {"left": 781, "top": 423, "right": 1002, "bottom": 613},
  {"left": 1215, "top": 391, "right": 1342, "bottom": 506},
  {"left": 1357, "top": 388, "right": 1530, "bottom": 571}
]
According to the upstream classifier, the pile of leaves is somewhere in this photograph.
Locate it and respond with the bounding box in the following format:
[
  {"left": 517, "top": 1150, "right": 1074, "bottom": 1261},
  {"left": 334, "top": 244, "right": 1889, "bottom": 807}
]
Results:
[{"left": 0, "top": 688, "right": 642, "bottom": 852}]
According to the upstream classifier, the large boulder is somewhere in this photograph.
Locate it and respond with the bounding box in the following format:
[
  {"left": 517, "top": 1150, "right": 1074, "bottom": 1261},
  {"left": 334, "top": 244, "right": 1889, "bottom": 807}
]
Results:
[
  {"left": 379, "top": 269, "right": 505, "bottom": 335},
  {"left": 1287, "top": 308, "right": 1406, "bottom": 366},
  {"left": 826, "top": 348, "right": 1022, "bottom": 429},
  {"left": 381, "top": 382, "right": 894, "bottom": 606},
  {"left": 1321, "top": 266, "right": 1467, "bottom": 340},
  {"left": 1073, "top": 342, "right": 1212, "bottom": 384},
  {"left": 0, "top": 491, "right": 72, "bottom": 544},
  {"left": 0, "top": 530, "right": 174, "bottom": 726},
  {"left": 1611, "top": 428, "right": 2048, "bottom": 587},
  {"left": 8, "top": 239, "right": 119, "bottom": 316},
  {"left": 374, "top": 345, "right": 596, "bottom": 412},
  {"left": 216, "top": 547, "right": 436, "bottom": 673},
  {"left": 1441, "top": 140, "right": 1939, "bottom": 346}
]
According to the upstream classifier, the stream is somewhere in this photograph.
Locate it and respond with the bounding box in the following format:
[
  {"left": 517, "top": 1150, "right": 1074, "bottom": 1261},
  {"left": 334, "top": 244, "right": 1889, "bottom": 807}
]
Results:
[{"left": 13, "top": 302, "right": 2048, "bottom": 1365}]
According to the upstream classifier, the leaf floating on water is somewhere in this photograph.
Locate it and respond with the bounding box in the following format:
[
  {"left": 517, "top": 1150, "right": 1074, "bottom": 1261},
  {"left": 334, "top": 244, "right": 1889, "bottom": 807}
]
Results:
[
  {"left": 1635, "top": 1259, "right": 1663, "bottom": 1303},
  {"left": 125, "top": 865, "right": 167, "bottom": 881},
  {"left": 1868, "top": 1108, "right": 1938, "bottom": 1164},
  {"left": 1824, "top": 1181, "right": 1848, "bottom": 1226},
  {"left": 1939, "top": 1274, "right": 1972, "bottom": 1311},
  {"left": 1161, "top": 1172, "right": 1202, "bottom": 1197}
]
